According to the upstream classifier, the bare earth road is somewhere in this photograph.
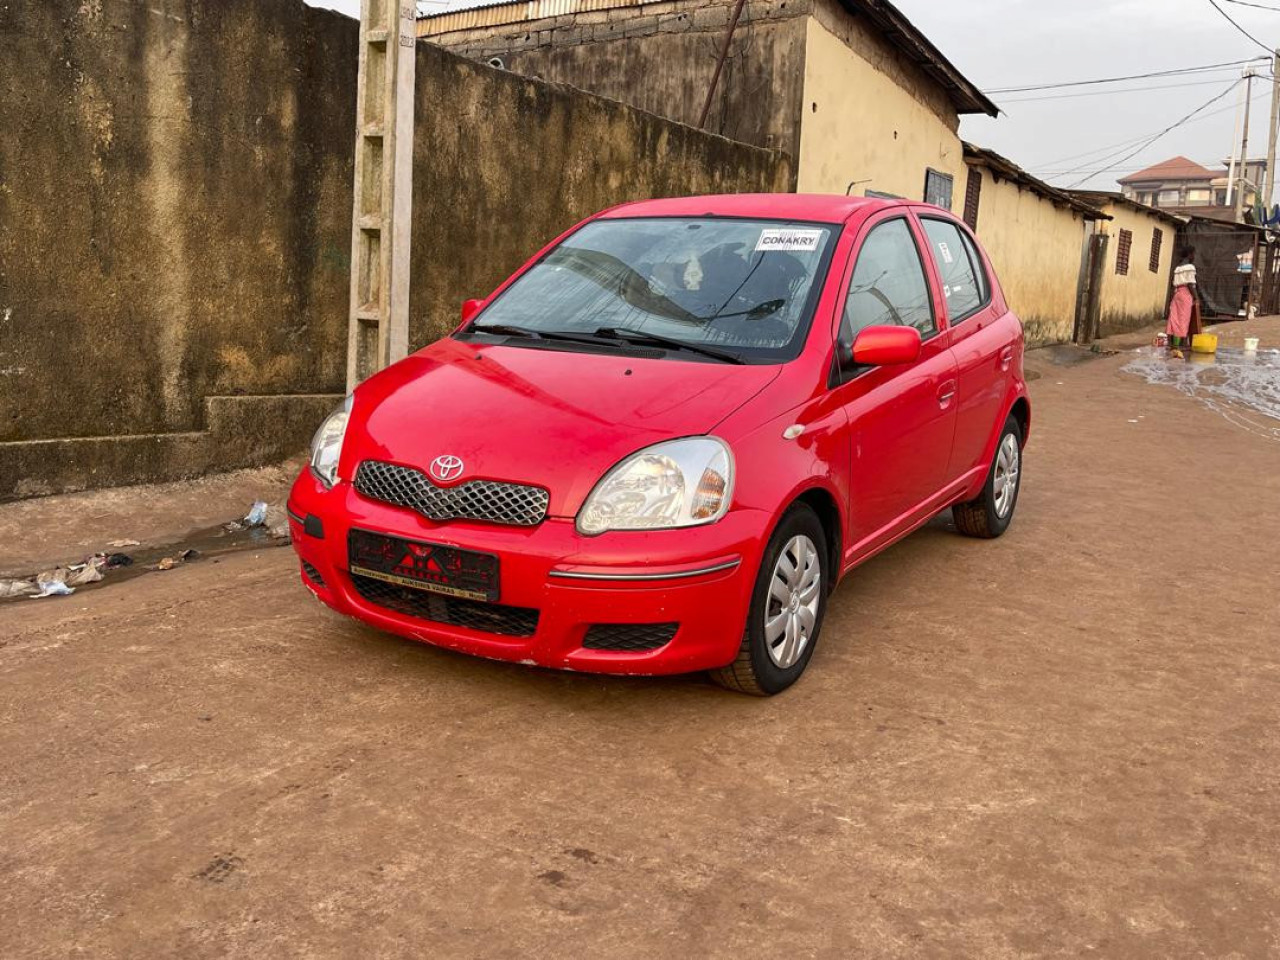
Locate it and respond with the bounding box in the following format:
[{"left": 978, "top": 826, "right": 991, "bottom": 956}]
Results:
[{"left": 3, "top": 321, "right": 1279, "bottom": 959}]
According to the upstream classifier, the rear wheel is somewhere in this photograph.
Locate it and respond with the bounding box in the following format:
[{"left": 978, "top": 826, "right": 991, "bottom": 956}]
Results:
[
  {"left": 711, "top": 505, "right": 829, "bottom": 696},
  {"left": 953, "top": 416, "right": 1023, "bottom": 539}
]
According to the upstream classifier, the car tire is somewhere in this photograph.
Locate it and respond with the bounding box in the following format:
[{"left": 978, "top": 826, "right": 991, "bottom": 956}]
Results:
[
  {"left": 710, "top": 505, "right": 829, "bottom": 696},
  {"left": 953, "top": 415, "right": 1023, "bottom": 539}
]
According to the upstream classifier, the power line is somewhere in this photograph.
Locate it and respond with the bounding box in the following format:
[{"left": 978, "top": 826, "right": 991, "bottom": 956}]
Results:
[
  {"left": 985, "top": 57, "right": 1264, "bottom": 94},
  {"left": 1064, "top": 79, "right": 1246, "bottom": 187},
  {"left": 1206, "top": 0, "right": 1275, "bottom": 52},
  {"left": 1000, "top": 75, "right": 1248, "bottom": 104},
  {"left": 1224, "top": 0, "right": 1280, "bottom": 12},
  {"left": 1032, "top": 81, "right": 1271, "bottom": 170}
]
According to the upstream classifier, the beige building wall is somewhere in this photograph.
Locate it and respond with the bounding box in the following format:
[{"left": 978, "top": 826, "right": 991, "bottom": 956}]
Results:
[
  {"left": 1094, "top": 202, "right": 1177, "bottom": 336},
  {"left": 968, "top": 167, "right": 1090, "bottom": 344},
  {"left": 798, "top": 11, "right": 965, "bottom": 204}
]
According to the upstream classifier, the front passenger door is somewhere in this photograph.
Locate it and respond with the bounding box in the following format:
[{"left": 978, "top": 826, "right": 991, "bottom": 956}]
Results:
[{"left": 831, "top": 216, "right": 959, "bottom": 553}]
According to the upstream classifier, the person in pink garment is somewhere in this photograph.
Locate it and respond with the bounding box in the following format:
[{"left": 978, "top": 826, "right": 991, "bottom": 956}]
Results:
[{"left": 1167, "top": 247, "right": 1197, "bottom": 359}]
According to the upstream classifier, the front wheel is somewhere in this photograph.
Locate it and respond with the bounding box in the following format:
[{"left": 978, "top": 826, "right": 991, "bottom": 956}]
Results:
[
  {"left": 710, "top": 505, "right": 829, "bottom": 696},
  {"left": 953, "top": 415, "right": 1023, "bottom": 539}
]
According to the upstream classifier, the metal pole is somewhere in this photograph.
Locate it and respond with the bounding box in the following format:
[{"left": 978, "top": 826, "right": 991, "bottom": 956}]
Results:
[
  {"left": 1227, "top": 78, "right": 1245, "bottom": 207},
  {"left": 697, "top": 0, "right": 748, "bottom": 130},
  {"left": 1265, "top": 50, "right": 1280, "bottom": 213},
  {"left": 1236, "top": 71, "right": 1255, "bottom": 223}
]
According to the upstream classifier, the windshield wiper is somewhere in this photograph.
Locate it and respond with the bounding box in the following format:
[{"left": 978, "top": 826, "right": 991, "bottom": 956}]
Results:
[
  {"left": 592, "top": 327, "right": 745, "bottom": 364},
  {"left": 469, "top": 323, "right": 545, "bottom": 340}
]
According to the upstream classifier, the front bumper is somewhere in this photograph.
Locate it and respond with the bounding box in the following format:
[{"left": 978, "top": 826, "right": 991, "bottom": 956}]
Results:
[{"left": 287, "top": 470, "right": 766, "bottom": 675}]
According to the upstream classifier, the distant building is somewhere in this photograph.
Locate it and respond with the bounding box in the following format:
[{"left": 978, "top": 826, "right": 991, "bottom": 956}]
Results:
[{"left": 1118, "top": 155, "right": 1266, "bottom": 223}]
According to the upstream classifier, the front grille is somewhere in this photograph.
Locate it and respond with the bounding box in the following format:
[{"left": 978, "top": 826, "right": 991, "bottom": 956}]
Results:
[
  {"left": 350, "top": 573, "right": 540, "bottom": 637},
  {"left": 354, "top": 461, "right": 549, "bottom": 527},
  {"left": 583, "top": 622, "right": 679, "bottom": 652},
  {"left": 301, "top": 561, "right": 326, "bottom": 588}
]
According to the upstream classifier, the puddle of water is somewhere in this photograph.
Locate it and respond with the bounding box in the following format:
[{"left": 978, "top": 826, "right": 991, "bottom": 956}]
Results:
[{"left": 1122, "top": 345, "right": 1280, "bottom": 442}]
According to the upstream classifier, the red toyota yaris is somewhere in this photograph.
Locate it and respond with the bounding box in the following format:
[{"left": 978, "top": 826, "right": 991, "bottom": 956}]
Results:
[{"left": 289, "top": 194, "right": 1029, "bottom": 695}]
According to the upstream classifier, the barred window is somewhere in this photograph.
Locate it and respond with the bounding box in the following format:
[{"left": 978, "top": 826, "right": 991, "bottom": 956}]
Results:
[
  {"left": 924, "top": 169, "right": 954, "bottom": 210},
  {"left": 963, "top": 167, "right": 982, "bottom": 231},
  {"left": 1116, "top": 229, "right": 1133, "bottom": 276},
  {"left": 1149, "top": 228, "right": 1164, "bottom": 273}
]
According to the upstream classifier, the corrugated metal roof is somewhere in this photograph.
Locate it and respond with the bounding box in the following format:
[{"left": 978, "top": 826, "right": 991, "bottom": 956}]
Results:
[
  {"left": 418, "top": 0, "right": 999, "bottom": 117},
  {"left": 963, "top": 143, "right": 1107, "bottom": 219},
  {"left": 1067, "top": 190, "right": 1188, "bottom": 228}
]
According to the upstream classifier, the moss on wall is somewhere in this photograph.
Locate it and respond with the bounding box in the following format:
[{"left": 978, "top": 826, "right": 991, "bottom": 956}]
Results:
[{"left": 0, "top": 0, "right": 789, "bottom": 498}]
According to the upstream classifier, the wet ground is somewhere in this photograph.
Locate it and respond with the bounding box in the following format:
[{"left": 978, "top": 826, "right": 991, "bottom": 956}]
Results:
[
  {"left": 2, "top": 320, "right": 1279, "bottom": 958},
  {"left": 1123, "top": 343, "right": 1280, "bottom": 443}
]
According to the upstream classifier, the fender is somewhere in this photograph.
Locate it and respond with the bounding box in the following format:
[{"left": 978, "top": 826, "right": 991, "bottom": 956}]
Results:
[{"left": 962, "top": 378, "right": 1031, "bottom": 501}]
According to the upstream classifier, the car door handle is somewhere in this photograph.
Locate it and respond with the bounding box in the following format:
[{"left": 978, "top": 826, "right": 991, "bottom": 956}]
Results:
[
  {"left": 1000, "top": 347, "right": 1014, "bottom": 371},
  {"left": 937, "top": 380, "right": 957, "bottom": 407}
]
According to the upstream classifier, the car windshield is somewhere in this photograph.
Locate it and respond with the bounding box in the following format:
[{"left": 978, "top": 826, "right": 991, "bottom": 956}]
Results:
[{"left": 467, "top": 217, "right": 838, "bottom": 362}]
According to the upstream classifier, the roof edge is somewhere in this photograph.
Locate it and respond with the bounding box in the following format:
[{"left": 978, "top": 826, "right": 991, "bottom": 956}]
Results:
[
  {"left": 841, "top": 0, "right": 998, "bottom": 117},
  {"left": 1066, "top": 190, "right": 1188, "bottom": 228},
  {"left": 963, "top": 143, "right": 1107, "bottom": 218}
]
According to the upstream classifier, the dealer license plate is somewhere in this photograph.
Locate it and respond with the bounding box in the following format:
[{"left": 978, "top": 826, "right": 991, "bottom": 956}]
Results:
[{"left": 348, "top": 529, "right": 499, "bottom": 602}]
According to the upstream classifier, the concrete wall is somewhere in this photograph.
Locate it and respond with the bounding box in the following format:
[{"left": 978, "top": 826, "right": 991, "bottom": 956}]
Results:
[
  {"left": 409, "top": 39, "right": 793, "bottom": 348},
  {"left": 966, "top": 167, "right": 1090, "bottom": 345},
  {"left": 1094, "top": 202, "right": 1177, "bottom": 337},
  {"left": 0, "top": 0, "right": 789, "bottom": 501},
  {"left": 798, "top": 3, "right": 964, "bottom": 202},
  {"left": 422, "top": 0, "right": 809, "bottom": 162}
]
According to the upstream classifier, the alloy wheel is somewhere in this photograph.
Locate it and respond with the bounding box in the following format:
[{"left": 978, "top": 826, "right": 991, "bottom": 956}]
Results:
[
  {"left": 993, "top": 433, "right": 1021, "bottom": 519},
  {"left": 765, "top": 534, "right": 822, "bottom": 669}
]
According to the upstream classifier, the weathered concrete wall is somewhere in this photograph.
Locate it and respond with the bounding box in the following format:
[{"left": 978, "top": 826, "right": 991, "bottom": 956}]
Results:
[
  {"left": 0, "top": 0, "right": 357, "bottom": 447},
  {"left": 800, "top": 0, "right": 963, "bottom": 201},
  {"left": 409, "top": 41, "right": 792, "bottom": 347},
  {"left": 966, "top": 166, "right": 1090, "bottom": 345},
  {"left": 1095, "top": 202, "right": 1177, "bottom": 338},
  {"left": 0, "top": 0, "right": 790, "bottom": 501},
  {"left": 421, "top": 0, "right": 809, "bottom": 162}
]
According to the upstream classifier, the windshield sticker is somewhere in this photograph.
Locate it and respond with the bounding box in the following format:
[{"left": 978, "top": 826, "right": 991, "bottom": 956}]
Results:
[
  {"left": 938, "top": 241, "right": 954, "bottom": 264},
  {"left": 756, "top": 229, "right": 824, "bottom": 253}
]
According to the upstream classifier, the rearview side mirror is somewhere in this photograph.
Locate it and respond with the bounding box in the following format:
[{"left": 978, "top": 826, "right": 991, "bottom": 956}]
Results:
[
  {"left": 461, "top": 298, "right": 484, "bottom": 325},
  {"left": 852, "top": 325, "right": 922, "bottom": 366}
]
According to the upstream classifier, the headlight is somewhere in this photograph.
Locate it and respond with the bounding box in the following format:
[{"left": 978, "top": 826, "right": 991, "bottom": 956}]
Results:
[
  {"left": 577, "top": 437, "right": 734, "bottom": 536},
  {"left": 309, "top": 396, "right": 353, "bottom": 488}
]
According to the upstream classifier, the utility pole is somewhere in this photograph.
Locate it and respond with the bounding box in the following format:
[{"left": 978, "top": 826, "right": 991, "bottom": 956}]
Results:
[
  {"left": 347, "top": 0, "right": 417, "bottom": 391},
  {"left": 1236, "top": 68, "right": 1255, "bottom": 223},
  {"left": 1265, "top": 49, "right": 1280, "bottom": 215}
]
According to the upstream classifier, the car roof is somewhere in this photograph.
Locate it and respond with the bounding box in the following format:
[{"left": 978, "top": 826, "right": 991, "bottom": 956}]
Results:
[{"left": 597, "top": 193, "right": 909, "bottom": 225}]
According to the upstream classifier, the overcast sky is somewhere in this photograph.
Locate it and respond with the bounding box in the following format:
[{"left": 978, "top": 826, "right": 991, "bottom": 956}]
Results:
[{"left": 305, "top": 0, "right": 1280, "bottom": 191}]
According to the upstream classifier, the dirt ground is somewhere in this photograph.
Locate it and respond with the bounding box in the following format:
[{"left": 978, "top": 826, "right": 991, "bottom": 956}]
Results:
[{"left": 3, "top": 320, "right": 1279, "bottom": 959}]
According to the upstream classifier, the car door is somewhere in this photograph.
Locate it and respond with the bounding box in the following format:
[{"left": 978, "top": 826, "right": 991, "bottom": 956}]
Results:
[
  {"left": 830, "top": 214, "right": 959, "bottom": 554},
  {"left": 915, "top": 213, "right": 1009, "bottom": 481}
]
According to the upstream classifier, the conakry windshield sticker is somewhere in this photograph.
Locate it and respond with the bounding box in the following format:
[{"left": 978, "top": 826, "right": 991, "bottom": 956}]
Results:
[{"left": 756, "top": 228, "right": 823, "bottom": 253}]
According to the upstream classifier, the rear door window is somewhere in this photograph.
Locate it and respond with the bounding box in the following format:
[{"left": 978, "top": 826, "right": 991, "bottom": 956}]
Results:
[{"left": 920, "top": 218, "right": 987, "bottom": 324}]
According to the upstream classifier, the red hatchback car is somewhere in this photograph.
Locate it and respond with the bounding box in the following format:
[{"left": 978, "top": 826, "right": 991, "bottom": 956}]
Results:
[{"left": 289, "top": 194, "right": 1029, "bottom": 695}]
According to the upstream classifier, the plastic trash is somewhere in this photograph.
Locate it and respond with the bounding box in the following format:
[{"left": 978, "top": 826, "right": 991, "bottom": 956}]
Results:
[
  {"left": 244, "top": 501, "right": 269, "bottom": 526},
  {"left": 38, "top": 555, "right": 106, "bottom": 588},
  {"left": 32, "top": 581, "right": 74, "bottom": 598},
  {"left": 1, "top": 580, "right": 38, "bottom": 599},
  {"left": 107, "top": 539, "right": 140, "bottom": 548},
  {"left": 104, "top": 553, "right": 133, "bottom": 570}
]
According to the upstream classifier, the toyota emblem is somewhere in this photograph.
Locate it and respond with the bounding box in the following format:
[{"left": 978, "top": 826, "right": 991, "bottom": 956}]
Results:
[{"left": 429, "top": 455, "right": 465, "bottom": 483}]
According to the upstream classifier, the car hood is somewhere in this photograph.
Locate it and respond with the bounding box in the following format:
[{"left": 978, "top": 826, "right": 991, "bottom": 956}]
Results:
[{"left": 347, "top": 339, "right": 782, "bottom": 517}]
